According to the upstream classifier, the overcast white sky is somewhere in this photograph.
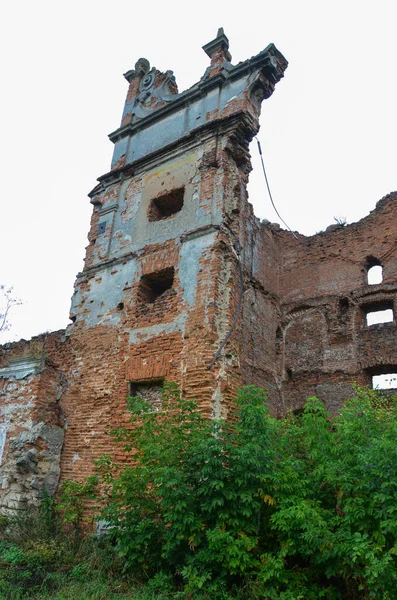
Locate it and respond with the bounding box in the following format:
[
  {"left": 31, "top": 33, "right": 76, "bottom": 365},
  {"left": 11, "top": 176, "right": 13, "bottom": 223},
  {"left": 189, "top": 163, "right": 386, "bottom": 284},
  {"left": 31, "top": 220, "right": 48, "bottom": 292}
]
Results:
[{"left": 1, "top": 0, "right": 396, "bottom": 343}]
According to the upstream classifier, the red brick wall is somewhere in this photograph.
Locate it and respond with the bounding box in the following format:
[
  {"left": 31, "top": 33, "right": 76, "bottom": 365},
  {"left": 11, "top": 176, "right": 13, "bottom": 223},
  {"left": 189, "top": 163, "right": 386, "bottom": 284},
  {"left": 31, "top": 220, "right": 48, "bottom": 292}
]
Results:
[{"left": 275, "top": 191, "right": 397, "bottom": 411}]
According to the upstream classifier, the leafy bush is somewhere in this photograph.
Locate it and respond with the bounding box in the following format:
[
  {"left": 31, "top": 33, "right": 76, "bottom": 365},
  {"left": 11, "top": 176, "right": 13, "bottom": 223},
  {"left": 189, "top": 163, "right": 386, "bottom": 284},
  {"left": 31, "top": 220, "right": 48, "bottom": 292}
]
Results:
[
  {"left": 97, "top": 383, "right": 397, "bottom": 598},
  {"left": 56, "top": 475, "right": 98, "bottom": 537},
  {"left": 0, "top": 497, "right": 126, "bottom": 599}
]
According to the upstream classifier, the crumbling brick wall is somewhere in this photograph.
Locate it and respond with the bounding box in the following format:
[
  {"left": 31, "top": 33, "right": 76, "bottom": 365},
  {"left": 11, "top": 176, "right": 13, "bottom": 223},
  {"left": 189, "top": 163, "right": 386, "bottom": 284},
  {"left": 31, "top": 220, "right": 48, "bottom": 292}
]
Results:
[
  {"left": 0, "top": 31, "right": 396, "bottom": 512},
  {"left": 0, "top": 332, "right": 66, "bottom": 511},
  {"left": 277, "top": 191, "right": 397, "bottom": 412}
]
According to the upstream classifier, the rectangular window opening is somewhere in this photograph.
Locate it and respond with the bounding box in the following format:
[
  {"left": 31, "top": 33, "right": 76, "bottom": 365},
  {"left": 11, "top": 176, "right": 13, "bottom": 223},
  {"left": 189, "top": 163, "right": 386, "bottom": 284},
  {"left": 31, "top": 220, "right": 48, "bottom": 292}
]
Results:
[
  {"left": 365, "top": 308, "right": 394, "bottom": 326},
  {"left": 363, "top": 302, "right": 394, "bottom": 326},
  {"left": 372, "top": 373, "right": 397, "bottom": 390},
  {"left": 128, "top": 379, "right": 164, "bottom": 411},
  {"left": 138, "top": 267, "right": 174, "bottom": 304},
  {"left": 148, "top": 188, "right": 184, "bottom": 222}
]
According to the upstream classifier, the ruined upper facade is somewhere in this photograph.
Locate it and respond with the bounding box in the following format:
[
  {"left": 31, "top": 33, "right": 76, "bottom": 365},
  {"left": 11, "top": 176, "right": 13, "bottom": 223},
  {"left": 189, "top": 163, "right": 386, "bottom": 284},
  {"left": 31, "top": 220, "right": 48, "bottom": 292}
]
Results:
[{"left": 1, "top": 29, "right": 396, "bottom": 511}]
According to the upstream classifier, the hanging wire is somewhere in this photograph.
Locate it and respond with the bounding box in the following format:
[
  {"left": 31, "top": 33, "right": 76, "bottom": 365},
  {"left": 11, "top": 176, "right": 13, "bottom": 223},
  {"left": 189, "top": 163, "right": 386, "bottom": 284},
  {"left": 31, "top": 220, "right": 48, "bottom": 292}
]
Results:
[
  {"left": 255, "top": 137, "right": 300, "bottom": 241},
  {"left": 208, "top": 140, "right": 302, "bottom": 370}
]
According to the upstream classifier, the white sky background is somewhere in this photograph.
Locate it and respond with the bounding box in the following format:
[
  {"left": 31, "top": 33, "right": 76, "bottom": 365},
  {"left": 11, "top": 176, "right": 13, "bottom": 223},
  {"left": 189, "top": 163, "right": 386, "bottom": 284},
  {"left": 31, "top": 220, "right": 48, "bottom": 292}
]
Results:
[{"left": 0, "top": 0, "right": 396, "bottom": 343}]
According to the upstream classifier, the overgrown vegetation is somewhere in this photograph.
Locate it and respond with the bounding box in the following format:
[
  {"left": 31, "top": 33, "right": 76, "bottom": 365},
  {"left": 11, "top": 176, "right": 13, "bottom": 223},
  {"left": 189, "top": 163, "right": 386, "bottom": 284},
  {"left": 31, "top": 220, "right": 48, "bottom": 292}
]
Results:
[
  {"left": 0, "top": 494, "right": 135, "bottom": 599},
  {"left": 1, "top": 384, "right": 397, "bottom": 598}
]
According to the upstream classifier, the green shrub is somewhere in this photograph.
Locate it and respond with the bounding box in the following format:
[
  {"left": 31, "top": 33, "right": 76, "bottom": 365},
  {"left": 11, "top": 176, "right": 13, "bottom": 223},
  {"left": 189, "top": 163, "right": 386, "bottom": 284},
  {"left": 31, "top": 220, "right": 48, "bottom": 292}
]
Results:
[
  {"left": 57, "top": 476, "right": 98, "bottom": 537},
  {"left": 0, "top": 497, "right": 124, "bottom": 599},
  {"left": 96, "top": 383, "right": 397, "bottom": 598}
]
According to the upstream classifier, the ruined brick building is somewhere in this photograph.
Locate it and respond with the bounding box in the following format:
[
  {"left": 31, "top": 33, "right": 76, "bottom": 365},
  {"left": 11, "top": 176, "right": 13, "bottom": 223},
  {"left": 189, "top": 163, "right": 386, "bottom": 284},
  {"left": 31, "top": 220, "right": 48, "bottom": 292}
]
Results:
[{"left": 0, "top": 29, "right": 396, "bottom": 511}]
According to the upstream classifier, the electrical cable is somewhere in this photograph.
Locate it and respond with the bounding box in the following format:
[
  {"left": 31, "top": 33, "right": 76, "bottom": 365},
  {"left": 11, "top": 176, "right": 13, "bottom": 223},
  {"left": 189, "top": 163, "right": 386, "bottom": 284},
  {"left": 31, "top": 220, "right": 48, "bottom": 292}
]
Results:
[
  {"left": 207, "top": 139, "right": 300, "bottom": 370},
  {"left": 255, "top": 137, "right": 300, "bottom": 241}
]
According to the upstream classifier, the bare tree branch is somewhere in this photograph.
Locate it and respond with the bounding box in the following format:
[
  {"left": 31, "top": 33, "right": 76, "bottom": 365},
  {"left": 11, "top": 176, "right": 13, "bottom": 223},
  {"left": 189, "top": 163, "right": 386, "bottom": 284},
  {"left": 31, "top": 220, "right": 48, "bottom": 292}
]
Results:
[{"left": 0, "top": 285, "right": 22, "bottom": 334}]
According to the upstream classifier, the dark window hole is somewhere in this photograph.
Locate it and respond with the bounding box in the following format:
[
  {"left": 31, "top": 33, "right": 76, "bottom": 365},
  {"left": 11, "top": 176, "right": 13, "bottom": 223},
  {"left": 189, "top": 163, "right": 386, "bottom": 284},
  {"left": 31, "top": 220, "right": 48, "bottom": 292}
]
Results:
[
  {"left": 117, "top": 302, "right": 124, "bottom": 311},
  {"left": 148, "top": 188, "right": 184, "bottom": 221},
  {"left": 129, "top": 379, "right": 164, "bottom": 411},
  {"left": 339, "top": 298, "right": 349, "bottom": 314},
  {"left": 138, "top": 267, "right": 175, "bottom": 304},
  {"left": 292, "top": 407, "right": 304, "bottom": 417}
]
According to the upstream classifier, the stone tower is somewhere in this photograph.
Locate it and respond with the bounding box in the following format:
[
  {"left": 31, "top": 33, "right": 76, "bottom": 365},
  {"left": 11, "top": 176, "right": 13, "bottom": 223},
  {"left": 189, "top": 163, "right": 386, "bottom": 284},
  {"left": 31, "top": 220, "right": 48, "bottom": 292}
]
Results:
[{"left": 67, "top": 27, "right": 288, "bottom": 430}]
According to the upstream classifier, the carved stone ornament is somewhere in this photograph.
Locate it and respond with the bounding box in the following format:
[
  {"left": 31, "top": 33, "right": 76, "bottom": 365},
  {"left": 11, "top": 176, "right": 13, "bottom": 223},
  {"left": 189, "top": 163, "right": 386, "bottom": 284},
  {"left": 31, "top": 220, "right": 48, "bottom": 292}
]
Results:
[
  {"left": 135, "top": 58, "right": 150, "bottom": 74},
  {"left": 139, "top": 70, "right": 155, "bottom": 92},
  {"left": 131, "top": 68, "right": 179, "bottom": 121}
]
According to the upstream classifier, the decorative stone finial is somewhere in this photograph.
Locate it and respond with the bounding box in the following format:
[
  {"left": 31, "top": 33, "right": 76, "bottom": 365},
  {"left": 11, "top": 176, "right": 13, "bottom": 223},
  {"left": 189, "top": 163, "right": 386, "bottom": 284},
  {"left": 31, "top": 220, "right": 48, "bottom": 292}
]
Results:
[
  {"left": 135, "top": 58, "right": 150, "bottom": 75},
  {"left": 123, "top": 58, "right": 151, "bottom": 83},
  {"left": 202, "top": 27, "right": 232, "bottom": 62}
]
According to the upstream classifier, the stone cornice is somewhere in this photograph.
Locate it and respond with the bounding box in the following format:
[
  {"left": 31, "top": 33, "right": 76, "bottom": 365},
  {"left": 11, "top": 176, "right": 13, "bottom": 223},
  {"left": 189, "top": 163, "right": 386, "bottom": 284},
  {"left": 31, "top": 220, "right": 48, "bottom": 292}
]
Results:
[{"left": 108, "top": 43, "right": 287, "bottom": 145}]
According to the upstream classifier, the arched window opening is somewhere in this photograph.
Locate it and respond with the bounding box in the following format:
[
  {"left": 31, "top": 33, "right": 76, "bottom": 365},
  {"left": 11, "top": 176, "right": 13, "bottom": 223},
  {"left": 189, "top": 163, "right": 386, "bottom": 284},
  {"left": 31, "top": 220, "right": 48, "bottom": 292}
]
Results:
[
  {"left": 367, "top": 265, "right": 383, "bottom": 285},
  {"left": 366, "top": 257, "right": 383, "bottom": 285}
]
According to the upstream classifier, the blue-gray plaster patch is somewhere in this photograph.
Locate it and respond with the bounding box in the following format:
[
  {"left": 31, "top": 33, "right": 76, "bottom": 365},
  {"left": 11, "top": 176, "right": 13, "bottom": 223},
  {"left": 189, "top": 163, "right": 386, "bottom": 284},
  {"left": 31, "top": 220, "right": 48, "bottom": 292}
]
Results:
[
  {"left": 0, "top": 358, "right": 42, "bottom": 380},
  {"left": 122, "top": 100, "right": 135, "bottom": 119},
  {"left": 110, "top": 184, "right": 142, "bottom": 259},
  {"left": 179, "top": 231, "right": 216, "bottom": 307},
  {"left": 126, "top": 109, "right": 185, "bottom": 165},
  {"left": 73, "top": 260, "right": 138, "bottom": 328},
  {"left": 187, "top": 100, "right": 204, "bottom": 129},
  {"left": 195, "top": 203, "right": 207, "bottom": 225},
  {"left": 112, "top": 136, "right": 128, "bottom": 163},
  {"left": 112, "top": 156, "right": 208, "bottom": 254},
  {"left": 219, "top": 77, "right": 248, "bottom": 109},
  {"left": 128, "top": 311, "right": 187, "bottom": 344}
]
